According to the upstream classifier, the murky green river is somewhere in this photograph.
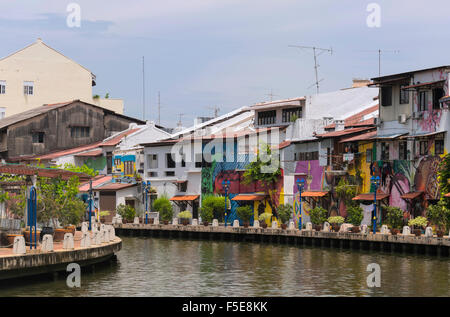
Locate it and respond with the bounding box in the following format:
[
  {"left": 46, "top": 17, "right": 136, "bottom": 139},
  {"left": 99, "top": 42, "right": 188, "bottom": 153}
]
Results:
[{"left": 0, "top": 236, "right": 449, "bottom": 296}]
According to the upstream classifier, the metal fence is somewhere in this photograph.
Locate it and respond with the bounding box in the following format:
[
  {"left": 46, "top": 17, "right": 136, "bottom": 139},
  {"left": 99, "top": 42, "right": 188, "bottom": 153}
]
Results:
[{"left": 0, "top": 218, "right": 21, "bottom": 231}]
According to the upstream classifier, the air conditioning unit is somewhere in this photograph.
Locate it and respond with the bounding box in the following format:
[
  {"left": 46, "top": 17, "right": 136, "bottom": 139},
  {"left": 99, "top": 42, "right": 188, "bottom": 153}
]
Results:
[
  {"left": 412, "top": 112, "right": 423, "bottom": 120},
  {"left": 374, "top": 117, "right": 382, "bottom": 126},
  {"left": 398, "top": 114, "right": 407, "bottom": 124}
]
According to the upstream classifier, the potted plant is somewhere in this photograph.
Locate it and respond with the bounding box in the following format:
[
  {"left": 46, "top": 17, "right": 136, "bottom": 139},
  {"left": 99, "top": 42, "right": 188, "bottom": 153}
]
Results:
[
  {"left": 202, "top": 195, "right": 227, "bottom": 223},
  {"left": 328, "top": 216, "right": 345, "bottom": 232},
  {"left": 116, "top": 204, "right": 136, "bottom": 224},
  {"left": 277, "top": 204, "right": 292, "bottom": 230},
  {"left": 426, "top": 200, "right": 449, "bottom": 237},
  {"left": 408, "top": 216, "right": 428, "bottom": 236},
  {"left": 384, "top": 206, "right": 403, "bottom": 235},
  {"left": 310, "top": 207, "right": 328, "bottom": 231},
  {"left": 200, "top": 205, "right": 213, "bottom": 226},
  {"left": 99, "top": 210, "right": 111, "bottom": 223},
  {"left": 178, "top": 211, "right": 192, "bottom": 225},
  {"left": 258, "top": 212, "right": 272, "bottom": 229},
  {"left": 346, "top": 205, "right": 363, "bottom": 233},
  {"left": 154, "top": 196, "right": 173, "bottom": 225},
  {"left": 236, "top": 205, "right": 253, "bottom": 228}
]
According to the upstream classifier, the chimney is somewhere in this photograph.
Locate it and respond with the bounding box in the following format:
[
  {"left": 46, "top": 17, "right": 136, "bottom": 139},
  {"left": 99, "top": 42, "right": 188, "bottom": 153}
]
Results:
[{"left": 352, "top": 78, "right": 371, "bottom": 88}]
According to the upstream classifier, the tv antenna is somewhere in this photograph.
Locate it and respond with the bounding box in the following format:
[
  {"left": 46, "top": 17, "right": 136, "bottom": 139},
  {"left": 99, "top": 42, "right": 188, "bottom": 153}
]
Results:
[
  {"left": 357, "top": 49, "right": 400, "bottom": 76},
  {"left": 177, "top": 113, "right": 185, "bottom": 127},
  {"left": 289, "top": 45, "right": 333, "bottom": 94},
  {"left": 142, "top": 56, "right": 146, "bottom": 120},
  {"left": 266, "top": 89, "right": 279, "bottom": 102},
  {"left": 157, "top": 91, "right": 161, "bottom": 125},
  {"left": 207, "top": 106, "right": 220, "bottom": 118}
]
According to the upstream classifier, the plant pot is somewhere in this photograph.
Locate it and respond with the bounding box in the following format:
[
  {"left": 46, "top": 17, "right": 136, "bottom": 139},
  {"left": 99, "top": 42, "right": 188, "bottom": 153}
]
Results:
[
  {"left": 163, "top": 220, "right": 169, "bottom": 225},
  {"left": 314, "top": 224, "right": 322, "bottom": 231},
  {"left": 391, "top": 228, "right": 400, "bottom": 236},
  {"left": 331, "top": 224, "right": 341, "bottom": 232},
  {"left": 436, "top": 230, "right": 444, "bottom": 238},
  {"left": 40, "top": 226, "right": 54, "bottom": 240},
  {"left": 413, "top": 229, "right": 422, "bottom": 237},
  {"left": 351, "top": 226, "right": 360, "bottom": 233},
  {"left": 149, "top": 218, "right": 154, "bottom": 225},
  {"left": 281, "top": 224, "right": 287, "bottom": 230},
  {"left": 5, "top": 234, "right": 23, "bottom": 248},
  {"left": 243, "top": 222, "right": 249, "bottom": 228},
  {"left": 203, "top": 221, "right": 209, "bottom": 226},
  {"left": 53, "top": 228, "right": 68, "bottom": 242},
  {"left": 261, "top": 223, "right": 268, "bottom": 229},
  {"left": 64, "top": 225, "right": 76, "bottom": 235},
  {"left": 24, "top": 230, "right": 42, "bottom": 243}
]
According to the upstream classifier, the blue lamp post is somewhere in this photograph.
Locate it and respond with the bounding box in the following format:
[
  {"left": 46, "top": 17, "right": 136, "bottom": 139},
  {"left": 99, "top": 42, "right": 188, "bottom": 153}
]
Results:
[
  {"left": 222, "top": 180, "right": 230, "bottom": 227},
  {"left": 143, "top": 181, "right": 151, "bottom": 224},
  {"left": 370, "top": 175, "right": 380, "bottom": 234},
  {"left": 296, "top": 178, "right": 305, "bottom": 230},
  {"left": 88, "top": 179, "right": 93, "bottom": 231}
]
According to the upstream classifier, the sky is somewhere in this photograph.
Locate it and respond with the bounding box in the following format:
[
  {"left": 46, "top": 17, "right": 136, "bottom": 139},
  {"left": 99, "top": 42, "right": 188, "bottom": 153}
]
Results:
[{"left": 0, "top": 0, "right": 449, "bottom": 128}]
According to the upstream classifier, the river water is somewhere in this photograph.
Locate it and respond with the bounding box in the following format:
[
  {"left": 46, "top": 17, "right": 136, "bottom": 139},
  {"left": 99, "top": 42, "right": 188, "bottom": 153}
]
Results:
[{"left": 0, "top": 236, "right": 449, "bottom": 296}]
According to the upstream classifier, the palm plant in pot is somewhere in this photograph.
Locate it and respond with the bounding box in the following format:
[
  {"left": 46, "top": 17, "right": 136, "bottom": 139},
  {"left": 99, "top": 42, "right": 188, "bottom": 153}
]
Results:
[
  {"left": 200, "top": 206, "right": 213, "bottom": 226},
  {"left": 153, "top": 196, "right": 173, "bottom": 225},
  {"left": 258, "top": 212, "right": 271, "bottom": 228},
  {"left": 277, "top": 204, "right": 293, "bottom": 229},
  {"left": 328, "top": 216, "right": 345, "bottom": 232},
  {"left": 384, "top": 206, "right": 403, "bottom": 235},
  {"left": 310, "top": 207, "right": 327, "bottom": 231},
  {"left": 408, "top": 216, "right": 428, "bottom": 236},
  {"left": 426, "top": 200, "right": 449, "bottom": 237},
  {"left": 178, "top": 211, "right": 192, "bottom": 225},
  {"left": 236, "top": 205, "right": 253, "bottom": 228},
  {"left": 346, "top": 205, "right": 363, "bottom": 233},
  {"left": 116, "top": 204, "right": 136, "bottom": 224}
]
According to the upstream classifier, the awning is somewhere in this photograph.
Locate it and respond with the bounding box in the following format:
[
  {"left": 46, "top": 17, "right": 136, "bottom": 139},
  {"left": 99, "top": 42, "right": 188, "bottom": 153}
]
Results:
[
  {"left": 401, "top": 191, "right": 423, "bottom": 200},
  {"left": 440, "top": 95, "right": 450, "bottom": 103},
  {"left": 172, "top": 180, "right": 187, "bottom": 184},
  {"left": 232, "top": 194, "right": 266, "bottom": 201},
  {"left": 445, "top": 193, "right": 450, "bottom": 198},
  {"left": 372, "top": 133, "right": 408, "bottom": 140},
  {"left": 170, "top": 195, "right": 199, "bottom": 201},
  {"left": 340, "top": 131, "right": 377, "bottom": 143},
  {"left": 352, "top": 193, "right": 390, "bottom": 201},
  {"left": 301, "top": 191, "right": 329, "bottom": 198},
  {"left": 401, "top": 80, "right": 445, "bottom": 90},
  {"left": 400, "top": 131, "right": 446, "bottom": 139},
  {"left": 369, "top": 76, "right": 410, "bottom": 87}
]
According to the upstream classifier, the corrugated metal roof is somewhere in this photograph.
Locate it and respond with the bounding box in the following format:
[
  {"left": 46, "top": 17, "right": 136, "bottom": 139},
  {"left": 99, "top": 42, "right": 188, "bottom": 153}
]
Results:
[
  {"left": 339, "top": 131, "right": 377, "bottom": 143},
  {"left": 78, "top": 175, "right": 112, "bottom": 192},
  {"left": 170, "top": 195, "right": 200, "bottom": 201},
  {"left": 352, "top": 193, "right": 389, "bottom": 201},
  {"left": 401, "top": 192, "right": 423, "bottom": 200},
  {"left": 100, "top": 128, "right": 140, "bottom": 147},
  {"left": 231, "top": 194, "right": 266, "bottom": 201},
  {"left": 316, "top": 127, "right": 374, "bottom": 138},
  {"left": 37, "top": 142, "right": 102, "bottom": 160},
  {"left": 74, "top": 149, "right": 103, "bottom": 157},
  {"left": 301, "top": 191, "right": 329, "bottom": 198},
  {"left": 95, "top": 182, "right": 136, "bottom": 191}
]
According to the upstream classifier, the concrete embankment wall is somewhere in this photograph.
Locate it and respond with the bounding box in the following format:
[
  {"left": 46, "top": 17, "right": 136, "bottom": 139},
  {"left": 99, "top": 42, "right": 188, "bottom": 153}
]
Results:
[
  {"left": 0, "top": 239, "right": 121, "bottom": 280},
  {"left": 115, "top": 224, "right": 450, "bottom": 257}
]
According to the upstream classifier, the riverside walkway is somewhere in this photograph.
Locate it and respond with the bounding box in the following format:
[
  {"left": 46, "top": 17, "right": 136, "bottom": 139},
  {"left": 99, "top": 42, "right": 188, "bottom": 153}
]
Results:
[{"left": 114, "top": 223, "right": 450, "bottom": 257}]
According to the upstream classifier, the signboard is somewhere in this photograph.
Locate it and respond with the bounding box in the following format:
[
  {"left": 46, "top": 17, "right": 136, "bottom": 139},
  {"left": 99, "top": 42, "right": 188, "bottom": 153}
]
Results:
[{"left": 343, "top": 153, "right": 354, "bottom": 161}]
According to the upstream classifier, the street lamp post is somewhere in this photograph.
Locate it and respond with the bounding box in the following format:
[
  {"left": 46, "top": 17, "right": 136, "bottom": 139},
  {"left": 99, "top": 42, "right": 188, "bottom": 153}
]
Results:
[
  {"left": 143, "top": 181, "right": 151, "bottom": 224},
  {"left": 222, "top": 180, "right": 230, "bottom": 227},
  {"left": 296, "top": 178, "right": 305, "bottom": 230},
  {"left": 370, "top": 175, "right": 380, "bottom": 234},
  {"left": 88, "top": 179, "right": 93, "bottom": 231}
]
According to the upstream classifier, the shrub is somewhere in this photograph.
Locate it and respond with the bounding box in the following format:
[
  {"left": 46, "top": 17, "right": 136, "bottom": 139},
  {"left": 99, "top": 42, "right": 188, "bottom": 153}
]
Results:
[
  {"left": 258, "top": 212, "right": 272, "bottom": 223},
  {"left": 408, "top": 216, "right": 428, "bottom": 229},
  {"left": 309, "top": 207, "right": 328, "bottom": 225},
  {"left": 384, "top": 206, "right": 404, "bottom": 230},
  {"left": 346, "top": 205, "right": 363, "bottom": 226},
  {"left": 153, "top": 196, "right": 173, "bottom": 221},
  {"left": 277, "top": 204, "right": 293, "bottom": 224},
  {"left": 200, "top": 206, "right": 213, "bottom": 223},
  {"left": 236, "top": 205, "right": 253, "bottom": 223},
  {"left": 116, "top": 204, "right": 136, "bottom": 221},
  {"left": 426, "top": 200, "right": 450, "bottom": 232},
  {"left": 202, "top": 195, "right": 227, "bottom": 221},
  {"left": 178, "top": 211, "right": 192, "bottom": 219},
  {"left": 328, "top": 216, "right": 345, "bottom": 225}
]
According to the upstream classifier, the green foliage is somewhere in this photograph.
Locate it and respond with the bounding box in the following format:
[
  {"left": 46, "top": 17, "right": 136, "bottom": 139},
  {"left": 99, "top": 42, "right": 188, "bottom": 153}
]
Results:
[
  {"left": 309, "top": 207, "right": 328, "bottom": 225},
  {"left": 335, "top": 177, "right": 358, "bottom": 207},
  {"left": 93, "top": 94, "right": 100, "bottom": 99},
  {"left": 383, "top": 206, "right": 404, "bottom": 230},
  {"left": 116, "top": 204, "right": 136, "bottom": 221},
  {"left": 328, "top": 216, "right": 345, "bottom": 225},
  {"left": 243, "top": 144, "right": 281, "bottom": 187},
  {"left": 346, "top": 205, "right": 364, "bottom": 226},
  {"left": 408, "top": 216, "right": 428, "bottom": 229},
  {"left": 290, "top": 114, "right": 299, "bottom": 122},
  {"left": 438, "top": 153, "right": 450, "bottom": 208},
  {"left": 201, "top": 195, "right": 227, "bottom": 221},
  {"left": 105, "top": 93, "right": 110, "bottom": 99},
  {"left": 427, "top": 200, "right": 450, "bottom": 231},
  {"left": 61, "top": 163, "right": 98, "bottom": 177},
  {"left": 200, "top": 206, "right": 214, "bottom": 222},
  {"left": 277, "top": 204, "right": 293, "bottom": 224},
  {"left": 153, "top": 196, "right": 173, "bottom": 221},
  {"left": 7, "top": 187, "right": 26, "bottom": 218},
  {"left": 99, "top": 210, "right": 111, "bottom": 217},
  {"left": 236, "top": 205, "right": 253, "bottom": 222},
  {"left": 258, "top": 212, "right": 272, "bottom": 222},
  {"left": 178, "top": 210, "right": 192, "bottom": 219}
]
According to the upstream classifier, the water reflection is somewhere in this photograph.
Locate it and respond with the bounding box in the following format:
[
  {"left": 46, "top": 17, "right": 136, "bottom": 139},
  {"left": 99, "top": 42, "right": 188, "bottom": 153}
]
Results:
[{"left": 0, "top": 237, "right": 448, "bottom": 296}]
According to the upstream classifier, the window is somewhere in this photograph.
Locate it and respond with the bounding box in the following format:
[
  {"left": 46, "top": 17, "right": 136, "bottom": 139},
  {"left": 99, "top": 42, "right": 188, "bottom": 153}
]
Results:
[
  {"left": 124, "top": 161, "right": 134, "bottom": 175},
  {"left": 282, "top": 107, "right": 302, "bottom": 123},
  {"left": 32, "top": 132, "right": 44, "bottom": 144},
  {"left": 435, "top": 139, "right": 444, "bottom": 155},
  {"left": 366, "top": 149, "right": 373, "bottom": 163},
  {"left": 114, "top": 158, "right": 121, "bottom": 167},
  {"left": 148, "top": 171, "right": 158, "bottom": 177},
  {"left": 419, "top": 140, "right": 428, "bottom": 156},
  {"left": 166, "top": 153, "right": 175, "bottom": 168},
  {"left": 0, "top": 81, "right": 5, "bottom": 94},
  {"left": 381, "top": 142, "right": 389, "bottom": 160},
  {"left": 71, "top": 126, "right": 90, "bottom": 138},
  {"left": 257, "top": 110, "right": 276, "bottom": 125},
  {"left": 419, "top": 91, "right": 427, "bottom": 111},
  {"left": 399, "top": 141, "right": 407, "bottom": 160},
  {"left": 296, "top": 151, "right": 318, "bottom": 161},
  {"left": 195, "top": 153, "right": 202, "bottom": 168},
  {"left": 181, "top": 154, "right": 186, "bottom": 168},
  {"left": 433, "top": 88, "right": 444, "bottom": 110},
  {"left": 165, "top": 171, "right": 175, "bottom": 177},
  {"left": 147, "top": 154, "right": 158, "bottom": 169},
  {"left": 24, "top": 81, "right": 34, "bottom": 95},
  {"left": 399, "top": 86, "right": 409, "bottom": 104},
  {"left": 381, "top": 86, "right": 392, "bottom": 106},
  {"left": 106, "top": 152, "right": 112, "bottom": 174}
]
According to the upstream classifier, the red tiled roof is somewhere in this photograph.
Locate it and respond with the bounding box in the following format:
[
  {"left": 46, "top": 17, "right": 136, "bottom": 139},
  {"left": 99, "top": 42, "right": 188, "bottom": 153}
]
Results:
[
  {"left": 0, "top": 164, "right": 91, "bottom": 181},
  {"left": 100, "top": 128, "right": 140, "bottom": 147},
  {"left": 74, "top": 149, "right": 102, "bottom": 157},
  {"left": 339, "top": 131, "right": 377, "bottom": 143},
  {"left": 402, "top": 80, "right": 445, "bottom": 89},
  {"left": 301, "top": 191, "right": 329, "bottom": 198},
  {"left": 401, "top": 192, "right": 423, "bottom": 200},
  {"left": 170, "top": 195, "right": 200, "bottom": 201},
  {"left": 277, "top": 140, "right": 291, "bottom": 150},
  {"left": 231, "top": 194, "right": 266, "bottom": 201},
  {"left": 95, "top": 182, "right": 136, "bottom": 191},
  {"left": 35, "top": 142, "right": 102, "bottom": 160},
  {"left": 344, "top": 104, "right": 379, "bottom": 126},
  {"left": 352, "top": 193, "right": 390, "bottom": 201},
  {"left": 78, "top": 175, "right": 112, "bottom": 192},
  {"left": 316, "top": 127, "right": 374, "bottom": 138}
]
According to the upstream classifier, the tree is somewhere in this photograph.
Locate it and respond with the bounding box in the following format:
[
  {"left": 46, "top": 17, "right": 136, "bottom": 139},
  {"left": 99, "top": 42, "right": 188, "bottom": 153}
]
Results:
[
  {"left": 438, "top": 153, "right": 450, "bottom": 208},
  {"left": 427, "top": 200, "right": 450, "bottom": 232},
  {"left": 335, "top": 177, "right": 358, "bottom": 208},
  {"left": 153, "top": 196, "right": 173, "bottom": 222},
  {"left": 243, "top": 143, "right": 281, "bottom": 218}
]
